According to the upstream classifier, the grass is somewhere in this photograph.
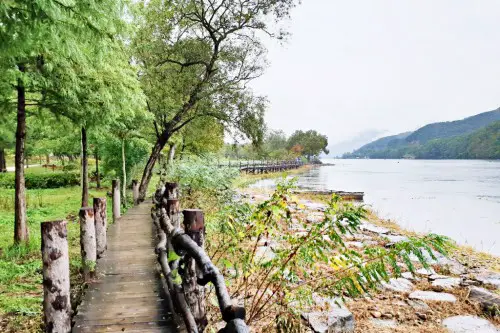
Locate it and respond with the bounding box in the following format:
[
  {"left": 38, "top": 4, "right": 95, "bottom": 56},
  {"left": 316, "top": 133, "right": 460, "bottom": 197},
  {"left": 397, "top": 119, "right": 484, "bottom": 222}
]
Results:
[{"left": 0, "top": 185, "right": 113, "bottom": 332}]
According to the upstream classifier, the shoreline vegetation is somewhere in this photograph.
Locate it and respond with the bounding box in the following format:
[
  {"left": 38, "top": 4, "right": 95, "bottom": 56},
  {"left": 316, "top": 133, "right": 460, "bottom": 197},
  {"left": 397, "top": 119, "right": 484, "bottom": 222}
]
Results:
[{"left": 232, "top": 164, "right": 499, "bottom": 332}]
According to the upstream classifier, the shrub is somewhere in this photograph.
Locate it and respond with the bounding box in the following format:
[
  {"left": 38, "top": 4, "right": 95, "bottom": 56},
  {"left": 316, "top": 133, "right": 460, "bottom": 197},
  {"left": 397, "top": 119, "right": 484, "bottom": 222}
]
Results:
[{"left": 0, "top": 172, "right": 80, "bottom": 189}]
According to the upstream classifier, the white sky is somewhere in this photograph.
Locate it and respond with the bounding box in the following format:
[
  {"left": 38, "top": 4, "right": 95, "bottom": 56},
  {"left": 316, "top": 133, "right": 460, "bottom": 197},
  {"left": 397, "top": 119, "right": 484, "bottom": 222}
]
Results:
[{"left": 250, "top": 0, "right": 500, "bottom": 146}]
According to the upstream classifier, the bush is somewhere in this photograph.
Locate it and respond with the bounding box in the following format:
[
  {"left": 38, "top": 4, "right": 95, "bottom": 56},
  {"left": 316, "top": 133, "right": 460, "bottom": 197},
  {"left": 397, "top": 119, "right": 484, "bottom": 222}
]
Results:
[{"left": 0, "top": 172, "right": 80, "bottom": 189}]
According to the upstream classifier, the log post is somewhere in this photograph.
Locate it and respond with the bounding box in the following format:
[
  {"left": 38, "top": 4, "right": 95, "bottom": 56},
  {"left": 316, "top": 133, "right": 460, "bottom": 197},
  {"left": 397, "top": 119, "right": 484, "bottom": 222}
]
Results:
[
  {"left": 112, "top": 179, "right": 121, "bottom": 222},
  {"left": 93, "top": 198, "right": 107, "bottom": 259},
  {"left": 165, "top": 182, "right": 179, "bottom": 200},
  {"left": 132, "top": 180, "right": 140, "bottom": 206},
  {"left": 41, "top": 220, "right": 71, "bottom": 333},
  {"left": 182, "top": 209, "right": 207, "bottom": 331},
  {"left": 79, "top": 207, "right": 96, "bottom": 282}
]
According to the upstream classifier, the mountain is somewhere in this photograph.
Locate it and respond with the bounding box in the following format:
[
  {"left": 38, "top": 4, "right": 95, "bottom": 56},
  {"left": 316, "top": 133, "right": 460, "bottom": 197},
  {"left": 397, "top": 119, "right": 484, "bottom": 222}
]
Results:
[{"left": 344, "top": 108, "right": 500, "bottom": 159}]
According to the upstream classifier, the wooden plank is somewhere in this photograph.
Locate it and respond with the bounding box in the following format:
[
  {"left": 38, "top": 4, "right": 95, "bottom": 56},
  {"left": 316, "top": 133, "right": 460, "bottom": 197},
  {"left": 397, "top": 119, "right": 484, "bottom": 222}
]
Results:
[{"left": 73, "top": 201, "right": 178, "bottom": 333}]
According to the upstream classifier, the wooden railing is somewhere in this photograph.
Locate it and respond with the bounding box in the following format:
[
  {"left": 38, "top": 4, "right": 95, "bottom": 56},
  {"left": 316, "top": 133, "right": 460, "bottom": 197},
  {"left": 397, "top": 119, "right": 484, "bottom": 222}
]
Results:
[
  {"left": 218, "top": 159, "right": 306, "bottom": 174},
  {"left": 152, "top": 182, "right": 249, "bottom": 333}
]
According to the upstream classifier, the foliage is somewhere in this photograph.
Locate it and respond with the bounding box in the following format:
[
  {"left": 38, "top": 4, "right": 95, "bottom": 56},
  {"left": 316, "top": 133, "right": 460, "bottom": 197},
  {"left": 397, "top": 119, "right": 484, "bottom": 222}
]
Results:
[
  {"left": 346, "top": 108, "right": 500, "bottom": 159},
  {"left": 165, "top": 158, "right": 239, "bottom": 211},
  {"left": 0, "top": 172, "right": 79, "bottom": 189},
  {"left": 206, "top": 179, "right": 450, "bottom": 326},
  {"left": 287, "top": 130, "right": 329, "bottom": 159}
]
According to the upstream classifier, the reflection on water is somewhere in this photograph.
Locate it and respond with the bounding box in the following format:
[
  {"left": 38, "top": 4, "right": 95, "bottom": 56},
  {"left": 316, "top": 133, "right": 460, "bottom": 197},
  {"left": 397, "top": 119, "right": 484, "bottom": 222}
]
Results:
[{"left": 250, "top": 159, "right": 500, "bottom": 255}]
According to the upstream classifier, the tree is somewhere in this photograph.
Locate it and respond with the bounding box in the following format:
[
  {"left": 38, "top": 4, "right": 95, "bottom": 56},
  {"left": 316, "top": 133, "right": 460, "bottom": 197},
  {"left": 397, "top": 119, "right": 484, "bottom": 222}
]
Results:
[
  {"left": 0, "top": 0, "right": 143, "bottom": 243},
  {"left": 133, "top": 0, "right": 298, "bottom": 201},
  {"left": 288, "top": 130, "right": 329, "bottom": 160}
]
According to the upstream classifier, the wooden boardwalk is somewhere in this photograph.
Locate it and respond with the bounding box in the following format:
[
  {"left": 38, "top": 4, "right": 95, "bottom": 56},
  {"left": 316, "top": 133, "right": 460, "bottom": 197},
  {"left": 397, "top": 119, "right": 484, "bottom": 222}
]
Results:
[{"left": 73, "top": 202, "right": 178, "bottom": 333}]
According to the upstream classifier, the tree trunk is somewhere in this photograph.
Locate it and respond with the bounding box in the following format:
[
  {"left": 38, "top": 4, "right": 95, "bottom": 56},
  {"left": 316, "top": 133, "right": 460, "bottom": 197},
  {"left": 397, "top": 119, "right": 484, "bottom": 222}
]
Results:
[
  {"left": 121, "top": 138, "right": 126, "bottom": 206},
  {"left": 41, "top": 220, "right": 71, "bottom": 333},
  {"left": 138, "top": 134, "right": 169, "bottom": 202},
  {"left": 81, "top": 127, "right": 89, "bottom": 207},
  {"left": 132, "top": 180, "right": 139, "bottom": 206},
  {"left": 14, "top": 64, "right": 29, "bottom": 244},
  {"left": 95, "top": 147, "right": 100, "bottom": 189},
  {"left": 46, "top": 154, "right": 50, "bottom": 165},
  {"left": 0, "top": 148, "right": 6, "bottom": 172}
]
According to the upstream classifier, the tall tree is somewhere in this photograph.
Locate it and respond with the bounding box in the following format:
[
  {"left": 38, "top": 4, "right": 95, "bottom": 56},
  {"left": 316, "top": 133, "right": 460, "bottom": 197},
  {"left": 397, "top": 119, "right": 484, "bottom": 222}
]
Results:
[
  {"left": 288, "top": 130, "right": 329, "bottom": 160},
  {"left": 0, "top": 1, "right": 143, "bottom": 242},
  {"left": 133, "top": 0, "right": 298, "bottom": 201}
]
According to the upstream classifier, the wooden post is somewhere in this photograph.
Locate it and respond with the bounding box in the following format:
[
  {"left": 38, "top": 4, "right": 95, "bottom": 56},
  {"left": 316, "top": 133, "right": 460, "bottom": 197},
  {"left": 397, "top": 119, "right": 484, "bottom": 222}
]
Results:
[
  {"left": 182, "top": 209, "right": 207, "bottom": 331},
  {"left": 132, "top": 180, "right": 139, "bottom": 206},
  {"left": 79, "top": 207, "right": 96, "bottom": 282},
  {"left": 112, "top": 179, "right": 120, "bottom": 222},
  {"left": 93, "top": 198, "right": 107, "bottom": 259},
  {"left": 41, "top": 220, "right": 71, "bottom": 333},
  {"left": 165, "top": 182, "right": 179, "bottom": 200}
]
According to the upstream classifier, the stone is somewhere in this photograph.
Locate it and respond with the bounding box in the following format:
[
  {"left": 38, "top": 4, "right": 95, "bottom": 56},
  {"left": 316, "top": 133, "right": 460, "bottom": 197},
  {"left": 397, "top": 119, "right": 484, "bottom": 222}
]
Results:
[
  {"left": 416, "top": 312, "right": 428, "bottom": 320},
  {"left": 370, "top": 319, "right": 397, "bottom": 328},
  {"left": 254, "top": 246, "right": 276, "bottom": 264},
  {"left": 402, "top": 272, "right": 420, "bottom": 281},
  {"left": 300, "top": 201, "right": 327, "bottom": 212},
  {"left": 432, "top": 277, "right": 461, "bottom": 289},
  {"left": 429, "top": 274, "right": 450, "bottom": 280},
  {"left": 381, "top": 313, "right": 393, "bottom": 319},
  {"left": 371, "top": 311, "right": 382, "bottom": 318},
  {"left": 345, "top": 233, "right": 373, "bottom": 241},
  {"left": 468, "top": 286, "right": 500, "bottom": 314},
  {"left": 416, "top": 268, "right": 436, "bottom": 276},
  {"left": 384, "top": 234, "right": 408, "bottom": 244},
  {"left": 406, "top": 299, "right": 431, "bottom": 313},
  {"left": 302, "top": 308, "right": 355, "bottom": 333},
  {"left": 382, "top": 278, "right": 414, "bottom": 293},
  {"left": 346, "top": 241, "right": 364, "bottom": 249},
  {"left": 409, "top": 290, "right": 457, "bottom": 302},
  {"left": 306, "top": 212, "right": 325, "bottom": 224},
  {"left": 474, "top": 272, "right": 500, "bottom": 289},
  {"left": 360, "top": 223, "right": 389, "bottom": 235},
  {"left": 442, "top": 315, "right": 499, "bottom": 333}
]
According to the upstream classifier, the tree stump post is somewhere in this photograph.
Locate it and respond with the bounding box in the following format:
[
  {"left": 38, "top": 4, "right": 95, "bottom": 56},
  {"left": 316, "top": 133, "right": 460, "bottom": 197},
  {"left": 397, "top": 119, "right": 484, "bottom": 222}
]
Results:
[
  {"left": 165, "top": 182, "right": 179, "bottom": 200},
  {"left": 41, "top": 220, "right": 71, "bottom": 333},
  {"left": 79, "top": 207, "right": 96, "bottom": 282},
  {"left": 182, "top": 209, "right": 207, "bottom": 331},
  {"left": 132, "top": 180, "right": 140, "bottom": 206},
  {"left": 93, "top": 198, "right": 107, "bottom": 259},
  {"left": 112, "top": 179, "right": 121, "bottom": 222}
]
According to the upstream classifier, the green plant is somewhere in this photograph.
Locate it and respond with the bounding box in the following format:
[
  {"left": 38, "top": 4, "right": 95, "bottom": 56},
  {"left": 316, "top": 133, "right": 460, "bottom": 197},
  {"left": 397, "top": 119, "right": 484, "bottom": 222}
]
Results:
[
  {"left": 207, "top": 179, "right": 450, "bottom": 325},
  {"left": 0, "top": 172, "right": 80, "bottom": 189}
]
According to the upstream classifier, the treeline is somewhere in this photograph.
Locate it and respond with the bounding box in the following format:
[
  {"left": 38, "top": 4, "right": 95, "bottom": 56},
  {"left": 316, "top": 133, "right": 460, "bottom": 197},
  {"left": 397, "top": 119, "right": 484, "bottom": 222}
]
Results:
[
  {"left": 223, "top": 129, "right": 329, "bottom": 161},
  {"left": 0, "top": 0, "right": 301, "bottom": 245},
  {"left": 344, "top": 108, "right": 500, "bottom": 159}
]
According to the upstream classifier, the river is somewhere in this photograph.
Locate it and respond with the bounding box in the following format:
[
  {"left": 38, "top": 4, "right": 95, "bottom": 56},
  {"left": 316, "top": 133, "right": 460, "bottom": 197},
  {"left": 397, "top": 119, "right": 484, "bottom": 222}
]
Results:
[{"left": 250, "top": 159, "right": 500, "bottom": 256}]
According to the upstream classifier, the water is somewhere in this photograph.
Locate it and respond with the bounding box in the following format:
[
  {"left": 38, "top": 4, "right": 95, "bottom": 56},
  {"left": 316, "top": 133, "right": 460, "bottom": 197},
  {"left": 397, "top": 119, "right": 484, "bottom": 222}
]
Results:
[{"left": 250, "top": 159, "right": 500, "bottom": 256}]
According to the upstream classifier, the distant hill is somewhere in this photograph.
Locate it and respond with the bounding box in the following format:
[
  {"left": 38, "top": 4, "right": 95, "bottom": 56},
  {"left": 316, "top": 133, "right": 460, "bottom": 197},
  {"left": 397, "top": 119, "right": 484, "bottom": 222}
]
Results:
[
  {"left": 326, "top": 129, "right": 386, "bottom": 157},
  {"left": 344, "top": 108, "right": 500, "bottom": 159}
]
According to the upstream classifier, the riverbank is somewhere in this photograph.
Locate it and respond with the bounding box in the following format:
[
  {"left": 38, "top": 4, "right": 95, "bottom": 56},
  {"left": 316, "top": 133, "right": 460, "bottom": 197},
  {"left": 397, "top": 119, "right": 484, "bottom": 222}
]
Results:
[{"left": 238, "top": 173, "right": 500, "bottom": 332}]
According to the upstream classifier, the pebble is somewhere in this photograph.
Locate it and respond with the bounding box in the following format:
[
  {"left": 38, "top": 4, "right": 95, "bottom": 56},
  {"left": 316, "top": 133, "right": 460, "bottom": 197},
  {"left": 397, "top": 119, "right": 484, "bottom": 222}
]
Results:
[{"left": 409, "top": 290, "right": 457, "bottom": 302}]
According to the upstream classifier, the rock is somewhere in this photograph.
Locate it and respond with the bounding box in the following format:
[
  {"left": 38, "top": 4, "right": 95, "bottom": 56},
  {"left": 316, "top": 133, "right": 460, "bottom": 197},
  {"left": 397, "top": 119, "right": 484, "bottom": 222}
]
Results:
[
  {"left": 409, "top": 249, "right": 466, "bottom": 275},
  {"left": 360, "top": 223, "right": 390, "bottom": 235},
  {"left": 382, "top": 313, "right": 393, "bottom": 319},
  {"left": 300, "top": 201, "right": 327, "bottom": 212},
  {"left": 460, "top": 279, "right": 481, "bottom": 287},
  {"left": 429, "top": 274, "right": 450, "bottom": 280},
  {"left": 409, "top": 290, "right": 457, "bottom": 302},
  {"left": 345, "top": 233, "right": 373, "bottom": 241},
  {"left": 442, "top": 315, "right": 499, "bottom": 333},
  {"left": 254, "top": 246, "right": 276, "bottom": 264},
  {"left": 468, "top": 286, "right": 500, "bottom": 314},
  {"left": 432, "top": 277, "right": 461, "bottom": 289},
  {"left": 346, "top": 241, "right": 364, "bottom": 249},
  {"left": 402, "top": 272, "right": 420, "bottom": 281},
  {"left": 406, "top": 299, "right": 431, "bottom": 313},
  {"left": 302, "top": 308, "right": 355, "bottom": 333},
  {"left": 382, "top": 278, "right": 414, "bottom": 293},
  {"left": 384, "top": 234, "right": 408, "bottom": 244},
  {"left": 416, "top": 312, "right": 427, "bottom": 320},
  {"left": 371, "top": 311, "right": 382, "bottom": 318},
  {"left": 370, "top": 319, "right": 397, "bottom": 328},
  {"left": 474, "top": 272, "right": 500, "bottom": 289},
  {"left": 306, "top": 212, "right": 325, "bottom": 224},
  {"left": 416, "top": 268, "right": 436, "bottom": 276}
]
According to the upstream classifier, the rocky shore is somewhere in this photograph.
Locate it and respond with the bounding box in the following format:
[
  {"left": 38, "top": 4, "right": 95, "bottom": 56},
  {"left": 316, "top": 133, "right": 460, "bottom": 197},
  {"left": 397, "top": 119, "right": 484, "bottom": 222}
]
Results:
[{"left": 241, "top": 189, "right": 500, "bottom": 333}]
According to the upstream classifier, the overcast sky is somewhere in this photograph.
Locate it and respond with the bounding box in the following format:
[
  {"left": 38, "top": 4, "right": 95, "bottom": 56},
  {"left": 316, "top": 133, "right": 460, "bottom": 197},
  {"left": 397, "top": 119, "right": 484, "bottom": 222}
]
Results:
[{"left": 250, "top": 0, "right": 500, "bottom": 148}]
